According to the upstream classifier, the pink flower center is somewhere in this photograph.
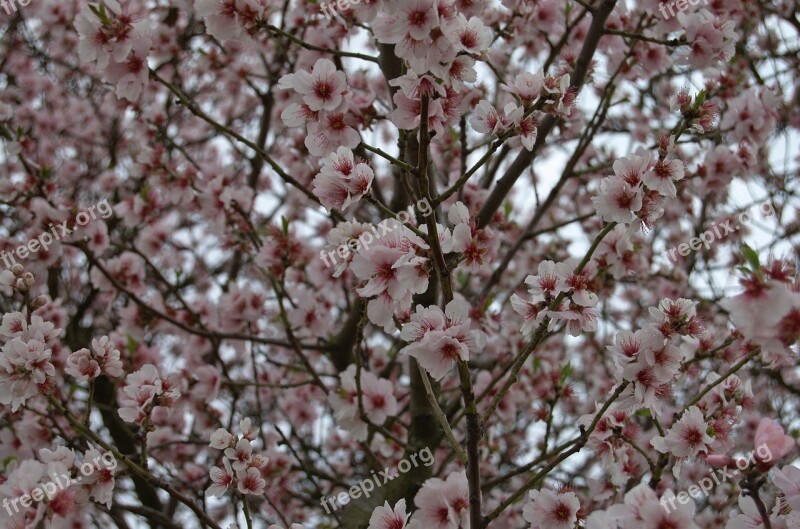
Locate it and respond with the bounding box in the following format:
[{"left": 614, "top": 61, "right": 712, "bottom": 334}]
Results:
[
  {"left": 407, "top": 9, "right": 429, "bottom": 27},
  {"left": 636, "top": 367, "right": 656, "bottom": 388},
  {"left": 381, "top": 512, "right": 406, "bottom": 529},
  {"left": 370, "top": 394, "right": 386, "bottom": 409},
  {"left": 614, "top": 188, "right": 637, "bottom": 209},
  {"left": 460, "top": 30, "right": 478, "bottom": 49},
  {"left": 242, "top": 474, "right": 259, "bottom": 491},
  {"left": 313, "top": 80, "right": 333, "bottom": 101},
  {"left": 440, "top": 341, "right": 461, "bottom": 360},
  {"left": 550, "top": 501, "right": 572, "bottom": 521},
  {"left": 683, "top": 427, "right": 704, "bottom": 446}
]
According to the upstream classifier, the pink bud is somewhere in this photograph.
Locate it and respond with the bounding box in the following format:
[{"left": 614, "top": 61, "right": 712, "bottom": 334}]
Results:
[
  {"left": 705, "top": 454, "right": 735, "bottom": 468},
  {"left": 753, "top": 418, "right": 795, "bottom": 469}
]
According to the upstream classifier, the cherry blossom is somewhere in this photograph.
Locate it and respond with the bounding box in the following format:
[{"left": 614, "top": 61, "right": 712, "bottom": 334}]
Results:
[
  {"left": 117, "top": 364, "right": 180, "bottom": 425},
  {"left": 651, "top": 406, "right": 714, "bottom": 460},
  {"left": 329, "top": 364, "right": 398, "bottom": 440},
  {"left": 725, "top": 494, "right": 784, "bottom": 529},
  {"left": 236, "top": 466, "right": 267, "bottom": 495},
  {"left": 592, "top": 176, "right": 644, "bottom": 224},
  {"left": 1, "top": 1, "right": 798, "bottom": 528},
  {"left": 207, "top": 458, "right": 235, "bottom": 497},
  {"left": 279, "top": 59, "right": 348, "bottom": 113},
  {"left": 772, "top": 465, "right": 800, "bottom": 510},
  {"left": 407, "top": 472, "right": 469, "bottom": 529},
  {"left": 81, "top": 448, "right": 117, "bottom": 508},
  {"left": 0, "top": 338, "right": 56, "bottom": 411},
  {"left": 312, "top": 147, "right": 375, "bottom": 212},
  {"left": 753, "top": 418, "right": 795, "bottom": 468},
  {"left": 399, "top": 298, "right": 487, "bottom": 381},
  {"left": 522, "top": 488, "right": 581, "bottom": 529},
  {"left": 368, "top": 499, "right": 410, "bottom": 529}
]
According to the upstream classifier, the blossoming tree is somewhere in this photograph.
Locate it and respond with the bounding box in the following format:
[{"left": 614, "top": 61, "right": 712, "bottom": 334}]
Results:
[{"left": 1, "top": 0, "right": 799, "bottom": 528}]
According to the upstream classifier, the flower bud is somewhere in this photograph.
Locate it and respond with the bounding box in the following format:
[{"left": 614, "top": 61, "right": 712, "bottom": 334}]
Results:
[
  {"left": 675, "top": 89, "right": 692, "bottom": 114},
  {"left": 31, "top": 296, "right": 48, "bottom": 308},
  {"left": 705, "top": 454, "right": 735, "bottom": 468},
  {"left": 11, "top": 263, "right": 24, "bottom": 276},
  {"left": 15, "top": 278, "right": 28, "bottom": 291},
  {"left": 23, "top": 272, "right": 35, "bottom": 287}
]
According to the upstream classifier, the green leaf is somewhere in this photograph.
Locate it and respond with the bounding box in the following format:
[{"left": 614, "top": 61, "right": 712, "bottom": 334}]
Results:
[
  {"left": 88, "top": 3, "right": 112, "bottom": 26},
  {"left": 482, "top": 293, "right": 496, "bottom": 310},
  {"left": 560, "top": 363, "right": 573, "bottom": 383},
  {"left": 694, "top": 89, "right": 707, "bottom": 107},
  {"left": 3, "top": 455, "right": 17, "bottom": 471},
  {"left": 531, "top": 357, "right": 541, "bottom": 372},
  {"left": 740, "top": 244, "right": 760, "bottom": 270}
]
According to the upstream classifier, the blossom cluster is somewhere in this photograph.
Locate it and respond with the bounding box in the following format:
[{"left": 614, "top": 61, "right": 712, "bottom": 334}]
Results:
[
  {"left": 329, "top": 364, "right": 399, "bottom": 441},
  {"left": 611, "top": 298, "right": 706, "bottom": 418},
  {"left": 207, "top": 418, "right": 269, "bottom": 496},
  {"left": 329, "top": 200, "right": 498, "bottom": 332},
  {"left": 0, "top": 301, "right": 59, "bottom": 411},
  {"left": 399, "top": 298, "right": 487, "bottom": 381},
  {"left": 117, "top": 363, "right": 181, "bottom": 425},
  {"left": 511, "top": 258, "right": 600, "bottom": 338},
  {"left": 1, "top": 446, "right": 117, "bottom": 524},
  {"left": 1, "top": 0, "right": 799, "bottom": 529}
]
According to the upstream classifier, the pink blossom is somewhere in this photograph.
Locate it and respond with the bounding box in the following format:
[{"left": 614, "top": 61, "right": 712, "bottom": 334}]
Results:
[
  {"left": 280, "top": 59, "right": 348, "bottom": 112},
  {"left": 725, "top": 493, "right": 782, "bottom": 529},
  {"left": 407, "top": 472, "right": 469, "bottom": 529},
  {"left": 592, "top": 176, "right": 643, "bottom": 223},
  {"left": 643, "top": 156, "right": 685, "bottom": 197},
  {"left": 454, "top": 15, "right": 491, "bottom": 54},
  {"left": 117, "top": 364, "right": 180, "bottom": 425},
  {"left": 305, "top": 112, "right": 362, "bottom": 157},
  {"left": 65, "top": 348, "right": 101, "bottom": 380},
  {"left": 0, "top": 338, "right": 56, "bottom": 411},
  {"left": 772, "top": 465, "right": 800, "bottom": 510},
  {"left": 651, "top": 406, "right": 713, "bottom": 459},
  {"left": 210, "top": 428, "right": 234, "bottom": 449},
  {"left": 502, "top": 71, "right": 544, "bottom": 104},
  {"left": 207, "top": 458, "right": 234, "bottom": 497},
  {"left": 753, "top": 418, "right": 794, "bottom": 468},
  {"left": 400, "top": 299, "right": 487, "bottom": 381},
  {"left": 225, "top": 438, "right": 253, "bottom": 471},
  {"left": 329, "top": 364, "right": 398, "bottom": 440},
  {"left": 236, "top": 466, "right": 266, "bottom": 495},
  {"left": 522, "top": 488, "right": 581, "bottom": 529},
  {"left": 368, "top": 499, "right": 409, "bottom": 529},
  {"left": 312, "top": 147, "right": 374, "bottom": 212},
  {"left": 82, "top": 448, "right": 117, "bottom": 507}
]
